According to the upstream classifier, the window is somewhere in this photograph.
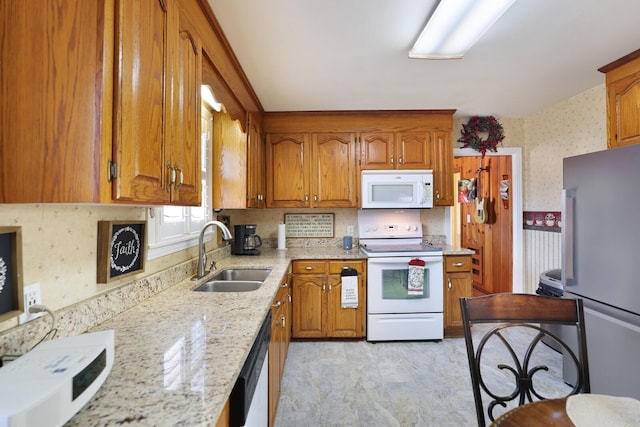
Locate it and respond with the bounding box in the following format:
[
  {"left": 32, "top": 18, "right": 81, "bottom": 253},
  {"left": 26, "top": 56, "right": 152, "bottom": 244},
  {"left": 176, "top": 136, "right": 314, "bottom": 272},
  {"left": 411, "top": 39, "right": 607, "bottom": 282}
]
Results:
[{"left": 147, "top": 104, "right": 214, "bottom": 260}]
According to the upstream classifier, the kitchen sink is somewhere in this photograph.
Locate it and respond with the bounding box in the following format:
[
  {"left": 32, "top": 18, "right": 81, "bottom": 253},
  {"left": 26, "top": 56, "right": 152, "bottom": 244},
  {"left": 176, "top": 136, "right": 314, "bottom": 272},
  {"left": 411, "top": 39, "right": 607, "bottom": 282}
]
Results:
[
  {"left": 210, "top": 268, "right": 272, "bottom": 282},
  {"left": 193, "top": 280, "right": 263, "bottom": 293}
]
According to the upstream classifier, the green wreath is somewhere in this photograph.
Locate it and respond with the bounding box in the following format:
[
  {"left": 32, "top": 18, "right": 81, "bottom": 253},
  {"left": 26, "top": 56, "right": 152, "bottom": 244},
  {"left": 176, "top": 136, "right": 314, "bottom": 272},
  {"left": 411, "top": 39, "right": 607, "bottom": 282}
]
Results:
[{"left": 458, "top": 116, "right": 505, "bottom": 157}]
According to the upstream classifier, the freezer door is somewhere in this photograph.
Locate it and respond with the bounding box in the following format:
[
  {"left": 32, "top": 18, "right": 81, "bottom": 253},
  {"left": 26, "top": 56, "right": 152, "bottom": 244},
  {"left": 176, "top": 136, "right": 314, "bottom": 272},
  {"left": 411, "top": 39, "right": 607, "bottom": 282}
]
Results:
[
  {"left": 562, "top": 144, "right": 640, "bottom": 315},
  {"left": 563, "top": 294, "right": 640, "bottom": 399}
]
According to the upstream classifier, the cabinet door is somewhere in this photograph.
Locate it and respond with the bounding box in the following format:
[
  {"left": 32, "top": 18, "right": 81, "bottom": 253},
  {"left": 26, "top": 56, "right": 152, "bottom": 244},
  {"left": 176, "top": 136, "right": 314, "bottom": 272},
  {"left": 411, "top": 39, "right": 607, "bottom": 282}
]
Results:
[
  {"left": 266, "top": 134, "right": 310, "bottom": 207},
  {"left": 268, "top": 287, "right": 284, "bottom": 427},
  {"left": 607, "top": 72, "right": 640, "bottom": 148},
  {"left": 397, "top": 131, "right": 432, "bottom": 169},
  {"left": 113, "top": 0, "right": 170, "bottom": 203},
  {"left": 0, "top": 0, "right": 111, "bottom": 203},
  {"left": 326, "top": 275, "right": 361, "bottom": 337},
  {"left": 444, "top": 271, "right": 472, "bottom": 332},
  {"left": 359, "top": 132, "right": 395, "bottom": 169},
  {"left": 292, "top": 274, "right": 325, "bottom": 338},
  {"left": 312, "top": 133, "right": 358, "bottom": 207},
  {"left": 247, "top": 113, "right": 265, "bottom": 208},
  {"left": 432, "top": 131, "right": 454, "bottom": 206},
  {"left": 169, "top": 7, "right": 202, "bottom": 205}
]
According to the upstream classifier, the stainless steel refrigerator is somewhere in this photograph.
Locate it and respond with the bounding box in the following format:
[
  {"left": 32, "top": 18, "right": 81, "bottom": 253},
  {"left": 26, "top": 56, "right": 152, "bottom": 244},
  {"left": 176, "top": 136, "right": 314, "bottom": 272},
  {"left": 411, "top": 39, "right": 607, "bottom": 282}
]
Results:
[{"left": 561, "top": 143, "right": 640, "bottom": 398}]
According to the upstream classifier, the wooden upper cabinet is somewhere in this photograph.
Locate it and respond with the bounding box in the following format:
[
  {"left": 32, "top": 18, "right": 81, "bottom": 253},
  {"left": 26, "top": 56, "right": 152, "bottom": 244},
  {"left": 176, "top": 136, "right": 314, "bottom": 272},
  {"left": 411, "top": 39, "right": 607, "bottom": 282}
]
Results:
[
  {"left": 312, "top": 133, "right": 358, "bottom": 208},
  {"left": 359, "top": 132, "right": 395, "bottom": 169},
  {"left": 266, "top": 134, "right": 310, "bottom": 208},
  {"left": 114, "top": 0, "right": 201, "bottom": 205},
  {"left": 360, "top": 131, "right": 432, "bottom": 170},
  {"left": 0, "top": 0, "right": 205, "bottom": 205},
  {"left": 0, "top": 0, "right": 114, "bottom": 203},
  {"left": 599, "top": 50, "right": 640, "bottom": 149},
  {"left": 113, "top": 0, "right": 170, "bottom": 203},
  {"left": 432, "top": 131, "right": 454, "bottom": 206},
  {"left": 396, "top": 131, "right": 432, "bottom": 169},
  {"left": 170, "top": 6, "right": 202, "bottom": 205},
  {"left": 246, "top": 113, "right": 266, "bottom": 208},
  {"left": 266, "top": 132, "right": 358, "bottom": 208}
]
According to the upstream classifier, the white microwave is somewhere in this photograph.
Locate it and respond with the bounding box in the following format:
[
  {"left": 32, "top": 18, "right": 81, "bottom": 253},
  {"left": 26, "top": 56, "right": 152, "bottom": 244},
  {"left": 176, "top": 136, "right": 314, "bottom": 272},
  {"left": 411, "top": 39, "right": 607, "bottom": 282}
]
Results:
[{"left": 361, "top": 170, "right": 433, "bottom": 209}]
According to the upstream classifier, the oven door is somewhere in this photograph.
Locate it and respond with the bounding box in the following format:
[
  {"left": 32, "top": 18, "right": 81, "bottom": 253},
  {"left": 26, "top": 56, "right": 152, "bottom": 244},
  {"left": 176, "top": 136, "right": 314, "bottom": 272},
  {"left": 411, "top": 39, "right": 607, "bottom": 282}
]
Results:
[{"left": 367, "top": 256, "right": 443, "bottom": 313}]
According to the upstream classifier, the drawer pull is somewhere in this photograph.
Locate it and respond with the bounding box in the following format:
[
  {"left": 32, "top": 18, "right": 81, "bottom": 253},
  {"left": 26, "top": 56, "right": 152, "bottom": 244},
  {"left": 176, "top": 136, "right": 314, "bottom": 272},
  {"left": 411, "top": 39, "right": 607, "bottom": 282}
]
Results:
[
  {"left": 272, "top": 301, "right": 282, "bottom": 308},
  {"left": 305, "top": 266, "right": 313, "bottom": 270},
  {"left": 453, "top": 262, "right": 465, "bottom": 267}
]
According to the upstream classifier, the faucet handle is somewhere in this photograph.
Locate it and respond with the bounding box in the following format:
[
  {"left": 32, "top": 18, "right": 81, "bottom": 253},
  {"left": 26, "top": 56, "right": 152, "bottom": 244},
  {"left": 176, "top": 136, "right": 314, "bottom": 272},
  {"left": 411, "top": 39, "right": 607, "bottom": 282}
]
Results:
[{"left": 209, "top": 260, "right": 217, "bottom": 272}]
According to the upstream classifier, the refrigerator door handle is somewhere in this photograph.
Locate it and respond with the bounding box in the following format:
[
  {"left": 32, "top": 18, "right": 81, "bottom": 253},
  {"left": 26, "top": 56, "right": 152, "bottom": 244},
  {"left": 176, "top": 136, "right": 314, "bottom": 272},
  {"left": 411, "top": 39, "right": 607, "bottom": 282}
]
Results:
[{"left": 562, "top": 189, "right": 575, "bottom": 282}]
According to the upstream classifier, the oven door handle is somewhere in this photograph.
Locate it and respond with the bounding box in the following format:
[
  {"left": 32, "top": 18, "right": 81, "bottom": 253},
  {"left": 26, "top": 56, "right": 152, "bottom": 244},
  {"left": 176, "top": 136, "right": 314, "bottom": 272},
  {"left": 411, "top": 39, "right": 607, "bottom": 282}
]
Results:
[{"left": 367, "top": 257, "right": 442, "bottom": 264}]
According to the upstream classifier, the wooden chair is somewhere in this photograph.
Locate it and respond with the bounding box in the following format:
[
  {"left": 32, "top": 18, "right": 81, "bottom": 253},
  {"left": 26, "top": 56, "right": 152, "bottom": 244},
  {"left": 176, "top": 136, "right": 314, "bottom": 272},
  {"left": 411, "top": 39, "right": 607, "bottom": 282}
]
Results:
[{"left": 460, "top": 293, "right": 590, "bottom": 427}]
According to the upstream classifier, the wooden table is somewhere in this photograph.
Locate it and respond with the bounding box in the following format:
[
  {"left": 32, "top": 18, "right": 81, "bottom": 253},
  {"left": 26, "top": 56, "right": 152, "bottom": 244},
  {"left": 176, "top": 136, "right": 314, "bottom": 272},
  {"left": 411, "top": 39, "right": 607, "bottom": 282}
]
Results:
[{"left": 490, "top": 397, "right": 574, "bottom": 427}]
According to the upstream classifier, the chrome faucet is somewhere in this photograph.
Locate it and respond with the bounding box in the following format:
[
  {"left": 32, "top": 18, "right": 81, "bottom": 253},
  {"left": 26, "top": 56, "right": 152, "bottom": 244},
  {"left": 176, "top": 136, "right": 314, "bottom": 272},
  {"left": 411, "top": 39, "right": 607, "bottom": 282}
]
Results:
[{"left": 194, "top": 221, "right": 233, "bottom": 280}]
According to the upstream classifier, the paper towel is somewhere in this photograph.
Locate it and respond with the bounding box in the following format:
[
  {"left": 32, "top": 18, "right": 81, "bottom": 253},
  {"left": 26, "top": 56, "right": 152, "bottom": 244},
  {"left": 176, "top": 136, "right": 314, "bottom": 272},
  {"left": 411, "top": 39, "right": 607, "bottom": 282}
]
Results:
[{"left": 277, "top": 223, "right": 287, "bottom": 250}]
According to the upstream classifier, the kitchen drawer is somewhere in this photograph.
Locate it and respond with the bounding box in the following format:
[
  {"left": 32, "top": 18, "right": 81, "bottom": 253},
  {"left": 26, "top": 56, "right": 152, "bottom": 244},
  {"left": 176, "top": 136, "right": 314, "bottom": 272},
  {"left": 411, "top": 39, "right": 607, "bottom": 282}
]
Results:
[
  {"left": 292, "top": 260, "right": 327, "bottom": 274},
  {"left": 445, "top": 255, "right": 471, "bottom": 272},
  {"left": 328, "top": 260, "right": 365, "bottom": 275}
]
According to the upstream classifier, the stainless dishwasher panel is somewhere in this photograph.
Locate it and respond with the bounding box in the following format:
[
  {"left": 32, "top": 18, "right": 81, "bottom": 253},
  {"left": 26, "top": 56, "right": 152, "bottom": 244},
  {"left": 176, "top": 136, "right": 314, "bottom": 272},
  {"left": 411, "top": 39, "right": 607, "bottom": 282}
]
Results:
[{"left": 230, "top": 310, "right": 271, "bottom": 427}]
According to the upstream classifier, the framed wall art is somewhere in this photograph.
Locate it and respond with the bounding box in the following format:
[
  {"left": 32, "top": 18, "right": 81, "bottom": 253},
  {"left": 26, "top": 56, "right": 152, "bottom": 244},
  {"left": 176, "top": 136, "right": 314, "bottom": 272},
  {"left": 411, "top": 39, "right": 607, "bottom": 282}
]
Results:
[
  {"left": 0, "top": 227, "right": 24, "bottom": 322},
  {"left": 97, "top": 221, "right": 146, "bottom": 283}
]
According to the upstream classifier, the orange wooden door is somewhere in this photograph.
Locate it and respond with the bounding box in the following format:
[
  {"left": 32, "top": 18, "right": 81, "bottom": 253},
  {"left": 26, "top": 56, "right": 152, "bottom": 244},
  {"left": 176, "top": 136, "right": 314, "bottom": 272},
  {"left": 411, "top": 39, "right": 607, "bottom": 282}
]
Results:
[{"left": 455, "top": 155, "right": 513, "bottom": 295}]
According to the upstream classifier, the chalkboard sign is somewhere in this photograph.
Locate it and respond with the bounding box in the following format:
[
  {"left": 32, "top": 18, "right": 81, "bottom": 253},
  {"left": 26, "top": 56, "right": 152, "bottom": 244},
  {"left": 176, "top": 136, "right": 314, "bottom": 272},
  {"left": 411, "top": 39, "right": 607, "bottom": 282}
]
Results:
[
  {"left": 0, "top": 227, "right": 23, "bottom": 322},
  {"left": 97, "top": 221, "right": 146, "bottom": 283}
]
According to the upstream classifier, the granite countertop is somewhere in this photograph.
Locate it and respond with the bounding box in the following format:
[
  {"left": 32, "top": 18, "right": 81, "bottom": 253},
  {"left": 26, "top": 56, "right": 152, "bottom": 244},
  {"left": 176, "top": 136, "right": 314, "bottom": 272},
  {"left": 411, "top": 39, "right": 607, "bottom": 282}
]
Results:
[{"left": 67, "top": 244, "right": 472, "bottom": 425}]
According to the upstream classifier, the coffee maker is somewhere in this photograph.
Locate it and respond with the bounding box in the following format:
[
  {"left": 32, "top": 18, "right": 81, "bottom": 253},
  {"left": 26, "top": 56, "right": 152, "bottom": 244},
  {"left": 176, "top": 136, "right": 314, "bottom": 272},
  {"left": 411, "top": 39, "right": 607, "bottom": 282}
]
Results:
[{"left": 233, "top": 224, "right": 263, "bottom": 255}]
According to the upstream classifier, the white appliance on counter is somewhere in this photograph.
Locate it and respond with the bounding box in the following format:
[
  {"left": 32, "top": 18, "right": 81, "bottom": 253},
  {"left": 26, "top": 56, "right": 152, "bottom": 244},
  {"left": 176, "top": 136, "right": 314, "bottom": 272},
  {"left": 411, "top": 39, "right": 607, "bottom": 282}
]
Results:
[
  {"left": 561, "top": 144, "right": 640, "bottom": 399},
  {"left": 358, "top": 209, "right": 443, "bottom": 341},
  {"left": 361, "top": 170, "right": 433, "bottom": 209},
  {"left": 0, "top": 329, "right": 114, "bottom": 427}
]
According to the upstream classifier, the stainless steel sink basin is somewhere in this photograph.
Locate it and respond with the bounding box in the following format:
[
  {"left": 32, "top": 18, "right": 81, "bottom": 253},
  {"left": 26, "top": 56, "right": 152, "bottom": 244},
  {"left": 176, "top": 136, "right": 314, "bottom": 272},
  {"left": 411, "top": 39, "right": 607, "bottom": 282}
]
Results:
[
  {"left": 193, "top": 280, "right": 263, "bottom": 292},
  {"left": 210, "top": 268, "right": 272, "bottom": 282}
]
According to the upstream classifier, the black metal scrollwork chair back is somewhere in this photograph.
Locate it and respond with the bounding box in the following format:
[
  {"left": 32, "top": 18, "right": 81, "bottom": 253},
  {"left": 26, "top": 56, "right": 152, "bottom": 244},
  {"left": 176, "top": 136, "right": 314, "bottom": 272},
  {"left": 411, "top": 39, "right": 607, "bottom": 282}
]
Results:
[{"left": 460, "top": 293, "right": 590, "bottom": 427}]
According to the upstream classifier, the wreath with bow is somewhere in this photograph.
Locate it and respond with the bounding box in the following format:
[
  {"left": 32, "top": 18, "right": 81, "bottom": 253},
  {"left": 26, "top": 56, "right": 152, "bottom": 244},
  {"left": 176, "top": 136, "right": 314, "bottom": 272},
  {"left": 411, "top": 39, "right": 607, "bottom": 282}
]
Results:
[{"left": 458, "top": 116, "right": 505, "bottom": 157}]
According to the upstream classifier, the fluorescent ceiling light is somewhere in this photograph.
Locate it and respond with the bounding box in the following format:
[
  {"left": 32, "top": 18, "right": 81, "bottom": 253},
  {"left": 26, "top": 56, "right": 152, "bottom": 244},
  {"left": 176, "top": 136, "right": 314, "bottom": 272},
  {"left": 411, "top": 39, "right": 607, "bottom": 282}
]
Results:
[
  {"left": 410, "top": 0, "right": 517, "bottom": 59},
  {"left": 201, "top": 85, "right": 222, "bottom": 112}
]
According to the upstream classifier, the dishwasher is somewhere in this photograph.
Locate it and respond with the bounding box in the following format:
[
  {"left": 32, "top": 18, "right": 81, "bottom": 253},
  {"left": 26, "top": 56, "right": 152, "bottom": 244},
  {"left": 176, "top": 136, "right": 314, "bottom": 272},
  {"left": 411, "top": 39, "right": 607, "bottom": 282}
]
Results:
[{"left": 229, "top": 310, "right": 271, "bottom": 427}]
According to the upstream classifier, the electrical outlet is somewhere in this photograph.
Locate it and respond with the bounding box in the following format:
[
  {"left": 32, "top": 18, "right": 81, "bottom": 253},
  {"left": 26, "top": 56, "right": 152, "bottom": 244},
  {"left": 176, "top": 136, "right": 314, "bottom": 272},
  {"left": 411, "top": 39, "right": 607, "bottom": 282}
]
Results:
[
  {"left": 346, "top": 225, "right": 354, "bottom": 236},
  {"left": 18, "top": 282, "right": 43, "bottom": 325}
]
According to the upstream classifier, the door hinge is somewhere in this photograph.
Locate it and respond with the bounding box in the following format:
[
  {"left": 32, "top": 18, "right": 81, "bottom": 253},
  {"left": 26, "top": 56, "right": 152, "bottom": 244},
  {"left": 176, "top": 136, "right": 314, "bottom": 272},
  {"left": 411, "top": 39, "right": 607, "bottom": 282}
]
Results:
[{"left": 107, "top": 160, "right": 118, "bottom": 182}]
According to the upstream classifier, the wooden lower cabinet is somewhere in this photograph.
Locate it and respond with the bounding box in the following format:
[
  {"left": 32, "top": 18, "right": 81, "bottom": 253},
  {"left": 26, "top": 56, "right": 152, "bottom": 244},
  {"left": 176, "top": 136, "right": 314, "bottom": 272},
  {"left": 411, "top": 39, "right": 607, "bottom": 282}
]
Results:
[
  {"left": 215, "top": 398, "right": 230, "bottom": 427},
  {"left": 268, "top": 274, "right": 291, "bottom": 427},
  {"left": 443, "top": 255, "right": 473, "bottom": 338},
  {"left": 292, "top": 260, "right": 366, "bottom": 338}
]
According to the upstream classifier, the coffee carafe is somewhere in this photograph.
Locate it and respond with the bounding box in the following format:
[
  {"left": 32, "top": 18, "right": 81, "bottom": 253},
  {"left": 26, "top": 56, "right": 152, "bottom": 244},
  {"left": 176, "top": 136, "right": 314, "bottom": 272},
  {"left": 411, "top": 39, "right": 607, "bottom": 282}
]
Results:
[{"left": 233, "top": 224, "right": 262, "bottom": 255}]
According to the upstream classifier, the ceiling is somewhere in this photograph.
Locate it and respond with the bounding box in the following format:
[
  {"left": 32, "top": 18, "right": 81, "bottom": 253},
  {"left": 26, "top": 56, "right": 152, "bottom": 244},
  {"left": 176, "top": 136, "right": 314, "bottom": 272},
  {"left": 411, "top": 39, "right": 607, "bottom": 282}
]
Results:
[{"left": 208, "top": 0, "right": 640, "bottom": 118}]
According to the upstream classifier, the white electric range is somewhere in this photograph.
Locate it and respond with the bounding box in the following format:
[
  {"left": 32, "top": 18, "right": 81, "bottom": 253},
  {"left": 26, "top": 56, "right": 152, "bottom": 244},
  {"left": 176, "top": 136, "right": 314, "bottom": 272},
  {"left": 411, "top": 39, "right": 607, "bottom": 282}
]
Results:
[{"left": 358, "top": 209, "right": 443, "bottom": 341}]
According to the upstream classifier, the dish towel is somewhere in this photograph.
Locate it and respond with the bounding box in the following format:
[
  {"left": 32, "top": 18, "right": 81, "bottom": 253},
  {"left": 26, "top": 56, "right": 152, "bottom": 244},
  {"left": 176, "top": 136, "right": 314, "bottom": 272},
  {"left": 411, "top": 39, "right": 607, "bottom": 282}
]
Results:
[
  {"left": 341, "top": 267, "right": 358, "bottom": 308},
  {"left": 408, "top": 258, "right": 425, "bottom": 295}
]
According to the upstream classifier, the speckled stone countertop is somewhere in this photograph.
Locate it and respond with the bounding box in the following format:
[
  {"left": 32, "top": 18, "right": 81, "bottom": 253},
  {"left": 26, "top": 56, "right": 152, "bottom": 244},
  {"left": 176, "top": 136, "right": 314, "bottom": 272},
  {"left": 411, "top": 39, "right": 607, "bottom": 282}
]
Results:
[{"left": 66, "top": 245, "right": 471, "bottom": 426}]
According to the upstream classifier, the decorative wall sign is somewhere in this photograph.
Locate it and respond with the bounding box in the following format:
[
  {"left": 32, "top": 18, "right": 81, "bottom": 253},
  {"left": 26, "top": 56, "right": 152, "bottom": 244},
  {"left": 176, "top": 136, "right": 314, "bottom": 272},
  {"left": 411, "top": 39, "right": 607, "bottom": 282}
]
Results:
[
  {"left": 284, "top": 214, "right": 334, "bottom": 238},
  {"left": 0, "top": 227, "right": 23, "bottom": 322},
  {"left": 97, "top": 221, "right": 146, "bottom": 283}
]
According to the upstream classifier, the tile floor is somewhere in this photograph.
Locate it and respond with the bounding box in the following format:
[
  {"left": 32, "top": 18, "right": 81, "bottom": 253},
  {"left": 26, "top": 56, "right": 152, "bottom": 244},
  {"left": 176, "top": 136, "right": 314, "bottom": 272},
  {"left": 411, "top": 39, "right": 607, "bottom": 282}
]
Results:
[{"left": 274, "top": 326, "right": 570, "bottom": 427}]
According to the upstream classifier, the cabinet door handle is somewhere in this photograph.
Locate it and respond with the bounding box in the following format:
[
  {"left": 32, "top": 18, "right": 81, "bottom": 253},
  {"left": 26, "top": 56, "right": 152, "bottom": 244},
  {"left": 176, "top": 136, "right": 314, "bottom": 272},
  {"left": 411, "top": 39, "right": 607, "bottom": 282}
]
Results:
[
  {"left": 314, "top": 194, "right": 318, "bottom": 202},
  {"left": 322, "top": 282, "right": 326, "bottom": 292},
  {"left": 166, "top": 162, "right": 175, "bottom": 192},
  {"left": 305, "top": 194, "right": 309, "bottom": 202},
  {"left": 447, "top": 278, "right": 452, "bottom": 290},
  {"left": 174, "top": 163, "right": 183, "bottom": 189},
  {"left": 272, "top": 301, "right": 282, "bottom": 308},
  {"left": 328, "top": 283, "right": 332, "bottom": 292},
  {"left": 390, "top": 156, "right": 394, "bottom": 164},
  {"left": 453, "top": 262, "right": 464, "bottom": 267},
  {"left": 281, "top": 314, "right": 286, "bottom": 329},
  {"left": 398, "top": 156, "right": 403, "bottom": 164},
  {"left": 436, "top": 191, "right": 441, "bottom": 200},
  {"left": 281, "top": 281, "right": 289, "bottom": 288}
]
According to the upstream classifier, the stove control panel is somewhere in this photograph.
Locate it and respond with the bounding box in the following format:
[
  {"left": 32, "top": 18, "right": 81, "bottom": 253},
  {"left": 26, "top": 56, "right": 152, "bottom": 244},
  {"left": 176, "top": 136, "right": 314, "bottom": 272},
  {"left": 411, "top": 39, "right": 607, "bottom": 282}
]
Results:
[{"left": 358, "top": 209, "right": 422, "bottom": 239}]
